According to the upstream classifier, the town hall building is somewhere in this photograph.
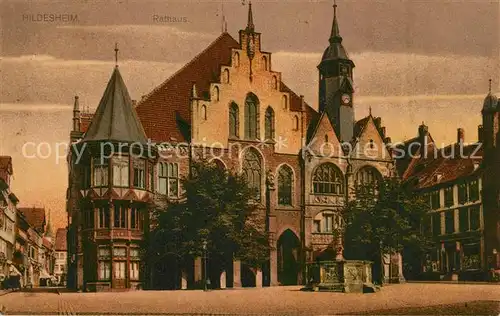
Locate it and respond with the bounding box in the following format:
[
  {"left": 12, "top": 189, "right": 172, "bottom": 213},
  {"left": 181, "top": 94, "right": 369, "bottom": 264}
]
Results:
[{"left": 66, "top": 3, "right": 403, "bottom": 291}]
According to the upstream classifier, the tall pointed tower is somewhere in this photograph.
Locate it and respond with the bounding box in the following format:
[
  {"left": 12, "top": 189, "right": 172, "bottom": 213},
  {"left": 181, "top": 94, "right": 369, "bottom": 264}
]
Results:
[
  {"left": 66, "top": 47, "right": 157, "bottom": 291},
  {"left": 318, "top": 1, "right": 355, "bottom": 142}
]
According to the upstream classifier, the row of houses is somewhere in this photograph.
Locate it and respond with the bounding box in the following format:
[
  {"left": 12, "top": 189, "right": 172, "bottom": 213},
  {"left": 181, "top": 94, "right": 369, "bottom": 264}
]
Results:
[{"left": 0, "top": 156, "right": 67, "bottom": 288}]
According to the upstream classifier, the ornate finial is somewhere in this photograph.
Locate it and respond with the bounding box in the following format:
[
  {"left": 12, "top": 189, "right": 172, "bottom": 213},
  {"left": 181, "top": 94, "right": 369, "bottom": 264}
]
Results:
[
  {"left": 369, "top": 106, "right": 372, "bottom": 116},
  {"left": 329, "top": 0, "right": 341, "bottom": 43},
  {"left": 114, "top": 42, "right": 119, "bottom": 67},
  {"left": 489, "top": 78, "right": 492, "bottom": 94},
  {"left": 73, "top": 95, "right": 80, "bottom": 112},
  {"left": 246, "top": 1, "right": 254, "bottom": 32},
  {"left": 221, "top": 2, "right": 226, "bottom": 33}
]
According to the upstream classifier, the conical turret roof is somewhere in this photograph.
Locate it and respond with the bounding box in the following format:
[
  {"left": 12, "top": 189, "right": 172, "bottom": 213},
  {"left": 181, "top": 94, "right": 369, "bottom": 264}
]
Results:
[{"left": 83, "top": 67, "right": 147, "bottom": 144}]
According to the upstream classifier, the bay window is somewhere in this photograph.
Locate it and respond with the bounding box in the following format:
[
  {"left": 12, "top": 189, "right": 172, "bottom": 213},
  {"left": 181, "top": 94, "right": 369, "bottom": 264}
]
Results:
[
  {"left": 97, "top": 205, "right": 110, "bottom": 228},
  {"left": 133, "top": 160, "right": 145, "bottom": 189},
  {"left": 92, "top": 158, "right": 109, "bottom": 187},
  {"left": 113, "top": 203, "right": 127, "bottom": 228},
  {"left": 113, "top": 156, "right": 129, "bottom": 187}
]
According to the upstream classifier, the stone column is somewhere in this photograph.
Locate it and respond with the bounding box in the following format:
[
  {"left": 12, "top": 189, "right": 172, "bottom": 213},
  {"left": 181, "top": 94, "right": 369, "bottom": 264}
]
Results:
[
  {"left": 220, "top": 270, "right": 226, "bottom": 289},
  {"left": 193, "top": 257, "right": 203, "bottom": 287},
  {"left": 383, "top": 254, "right": 390, "bottom": 284},
  {"left": 255, "top": 269, "right": 263, "bottom": 287},
  {"left": 181, "top": 270, "right": 188, "bottom": 290},
  {"left": 266, "top": 170, "right": 278, "bottom": 286},
  {"left": 233, "top": 260, "right": 241, "bottom": 288}
]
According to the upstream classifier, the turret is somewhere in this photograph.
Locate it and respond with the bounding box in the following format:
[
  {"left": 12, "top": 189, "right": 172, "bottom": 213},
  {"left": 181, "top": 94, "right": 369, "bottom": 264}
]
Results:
[{"left": 318, "top": 1, "right": 355, "bottom": 142}]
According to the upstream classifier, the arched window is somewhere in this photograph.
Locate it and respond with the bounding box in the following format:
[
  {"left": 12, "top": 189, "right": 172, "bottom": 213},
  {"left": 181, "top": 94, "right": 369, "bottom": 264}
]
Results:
[
  {"left": 242, "top": 148, "right": 262, "bottom": 201},
  {"left": 355, "top": 166, "right": 382, "bottom": 194},
  {"left": 282, "top": 95, "right": 288, "bottom": 110},
  {"left": 261, "top": 56, "right": 268, "bottom": 70},
  {"left": 233, "top": 52, "right": 240, "bottom": 68},
  {"left": 244, "top": 93, "right": 259, "bottom": 140},
  {"left": 312, "top": 163, "right": 344, "bottom": 194},
  {"left": 211, "top": 158, "right": 226, "bottom": 170},
  {"left": 272, "top": 76, "right": 278, "bottom": 90},
  {"left": 265, "top": 107, "right": 275, "bottom": 140},
  {"left": 278, "top": 165, "right": 293, "bottom": 206},
  {"left": 223, "top": 69, "right": 230, "bottom": 84},
  {"left": 229, "top": 102, "right": 239, "bottom": 138},
  {"left": 213, "top": 86, "right": 220, "bottom": 101},
  {"left": 200, "top": 105, "right": 207, "bottom": 120},
  {"left": 293, "top": 115, "right": 299, "bottom": 131}
]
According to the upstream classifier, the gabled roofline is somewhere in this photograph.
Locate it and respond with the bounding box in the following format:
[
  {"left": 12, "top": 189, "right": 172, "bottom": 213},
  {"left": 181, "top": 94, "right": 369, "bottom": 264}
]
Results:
[{"left": 136, "top": 32, "right": 238, "bottom": 108}]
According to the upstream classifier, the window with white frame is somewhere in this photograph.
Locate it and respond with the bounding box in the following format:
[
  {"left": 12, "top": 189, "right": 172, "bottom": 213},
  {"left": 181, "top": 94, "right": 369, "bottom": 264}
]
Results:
[
  {"left": 113, "top": 247, "right": 127, "bottom": 257},
  {"left": 130, "top": 261, "right": 139, "bottom": 280},
  {"left": 98, "top": 261, "right": 111, "bottom": 280},
  {"left": 313, "top": 211, "right": 342, "bottom": 234},
  {"left": 158, "top": 162, "right": 179, "bottom": 197},
  {"left": 113, "top": 156, "right": 129, "bottom": 187},
  {"left": 92, "top": 157, "right": 109, "bottom": 187},
  {"left": 114, "top": 261, "right": 126, "bottom": 279},
  {"left": 133, "top": 159, "right": 145, "bottom": 189}
]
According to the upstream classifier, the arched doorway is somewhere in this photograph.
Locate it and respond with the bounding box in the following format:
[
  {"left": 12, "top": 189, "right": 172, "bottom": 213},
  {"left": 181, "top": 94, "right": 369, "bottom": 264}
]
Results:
[
  {"left": 277, "top": 229, "right": 301, "bottom": 285},
  {"left": 241, "top": 263, "right": 256, "bottom": 287}
]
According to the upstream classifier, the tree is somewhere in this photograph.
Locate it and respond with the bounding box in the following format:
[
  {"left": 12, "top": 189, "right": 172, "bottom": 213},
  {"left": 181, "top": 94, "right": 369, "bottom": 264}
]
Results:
[
  {"left": 343, "top": 176, "right": 433, "bottom": 282},
  {"left": 144, "top": 160, "right": 271, "bottom": 287}
]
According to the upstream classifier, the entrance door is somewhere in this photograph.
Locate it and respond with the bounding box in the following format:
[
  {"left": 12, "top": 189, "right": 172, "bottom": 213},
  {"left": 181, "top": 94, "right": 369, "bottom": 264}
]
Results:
[{"left": 277, "top": 229, "right": 301, "bottom": 285}]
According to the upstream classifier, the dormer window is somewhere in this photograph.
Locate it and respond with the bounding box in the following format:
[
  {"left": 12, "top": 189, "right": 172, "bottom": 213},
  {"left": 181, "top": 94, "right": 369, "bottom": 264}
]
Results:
[{"left": 434, "top": 173, "right": 443, "bottom": 182}]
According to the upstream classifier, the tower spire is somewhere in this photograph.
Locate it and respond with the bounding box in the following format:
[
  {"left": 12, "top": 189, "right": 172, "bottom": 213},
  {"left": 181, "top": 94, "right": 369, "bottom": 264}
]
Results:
[
  {"left": 221, "top": 2, "right": 227, "bottom": 33},
  {"left": 114, "top": 42, "right": 119, "bottom": 67},
  {"left": 330, "top": 0, "right": 342, "bottom": 43},
  {"left": 246, "top": 1, "right": 254, "bottom": 32},
  {"left": 489, "top": 78, "right": 492, "bottom": 94}
]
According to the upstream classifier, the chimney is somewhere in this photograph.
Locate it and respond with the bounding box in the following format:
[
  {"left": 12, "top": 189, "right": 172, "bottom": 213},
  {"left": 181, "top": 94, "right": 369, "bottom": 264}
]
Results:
[
  {"left": 418, "top": 122, "right": 429, "bottom": 157},
  {"left": 457, "top": 128, "right": 465, "bottom": 144},
  {"left": 381, "top": 126, "right": 386, "bottom": 138},
  {"left": 374, "top": 117, "right": 382, "bottom": 128},
  {"left": 478, "top": 125, "right": 484, "bottom": 143}
]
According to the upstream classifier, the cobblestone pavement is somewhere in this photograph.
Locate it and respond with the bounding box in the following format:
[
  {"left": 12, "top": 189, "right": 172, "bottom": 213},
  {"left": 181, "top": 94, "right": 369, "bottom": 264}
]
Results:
[{"left": 0, "top": 283, "right": 498, "bottom": 315}]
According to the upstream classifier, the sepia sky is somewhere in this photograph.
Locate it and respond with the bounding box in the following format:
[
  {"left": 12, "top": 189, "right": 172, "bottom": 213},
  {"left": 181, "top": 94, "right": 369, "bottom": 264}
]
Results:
[{"left": 0, "top": 0, "right": 499, "bottom": 230}]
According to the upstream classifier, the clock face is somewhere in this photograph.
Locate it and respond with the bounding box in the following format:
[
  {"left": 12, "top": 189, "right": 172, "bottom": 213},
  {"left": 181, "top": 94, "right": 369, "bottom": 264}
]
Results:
[{"left": 341, "top": 94, "right": 351, "bottom": 104}]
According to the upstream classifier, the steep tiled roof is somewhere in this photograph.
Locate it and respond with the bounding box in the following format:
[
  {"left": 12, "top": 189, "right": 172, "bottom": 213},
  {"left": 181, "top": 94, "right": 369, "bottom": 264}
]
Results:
[
  {"left": 80, "top": 113, "right": 94, "bottom": 134},
  {"left": 135, "top": 32, "right": 240, "bottom": 143},
  {"left": 18, "top": 207, "right": 46, "bottom": 232},
  {"left": 83, "top": 67, "right": 147, "bottom": 144},
  {"left": 402, "top": 143, "right": 483, "bottom": 190},
  {"left": 55, "top": 228, "right": 67, "bottom": 251},
  {"left": 134, "top": 32, "right": 316, "bottom": 143},
  {"left": 43, "top": 237, "right": 53, "bottom": 249}
]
